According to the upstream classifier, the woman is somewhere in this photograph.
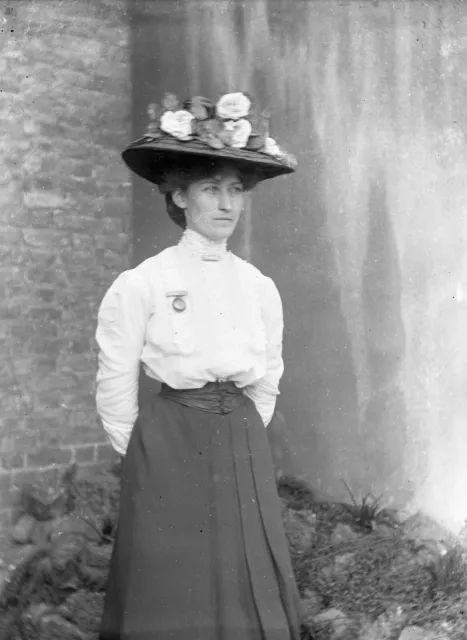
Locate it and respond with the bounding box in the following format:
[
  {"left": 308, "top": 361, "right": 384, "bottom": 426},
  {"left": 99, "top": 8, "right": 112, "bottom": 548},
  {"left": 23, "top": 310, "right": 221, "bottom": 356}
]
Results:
[{"left": 96, "top": 91, "right": 301, "bottom": 640}]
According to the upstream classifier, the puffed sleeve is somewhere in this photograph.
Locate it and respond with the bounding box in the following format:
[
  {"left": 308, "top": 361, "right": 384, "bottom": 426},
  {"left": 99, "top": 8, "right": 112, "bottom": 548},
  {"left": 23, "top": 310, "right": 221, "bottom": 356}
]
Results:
[
  {"left": 244, "top": 276, "right": 284, "bottom": 427},
  {"left": 95, "top": 269, "right": 150, "bottom": 455}
]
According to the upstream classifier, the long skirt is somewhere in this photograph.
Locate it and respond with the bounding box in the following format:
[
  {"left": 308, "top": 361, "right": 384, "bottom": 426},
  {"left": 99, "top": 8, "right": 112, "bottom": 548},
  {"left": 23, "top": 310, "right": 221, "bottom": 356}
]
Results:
[{"left": 99, "top": 382, "right": 302, "bottom": 640}]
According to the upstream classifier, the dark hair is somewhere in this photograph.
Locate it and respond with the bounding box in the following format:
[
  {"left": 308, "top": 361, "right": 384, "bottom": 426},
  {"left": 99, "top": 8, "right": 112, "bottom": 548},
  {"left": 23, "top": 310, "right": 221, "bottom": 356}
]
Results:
[{"left": 158, "top": 159, "right": 260, "bottom": 229}]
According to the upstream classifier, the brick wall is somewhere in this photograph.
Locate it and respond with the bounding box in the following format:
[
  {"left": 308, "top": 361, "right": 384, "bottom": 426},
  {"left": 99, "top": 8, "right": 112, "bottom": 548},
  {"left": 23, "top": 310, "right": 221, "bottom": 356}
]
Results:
[{"left": 0, "top": 0, "right": 132, "bottom": 525}]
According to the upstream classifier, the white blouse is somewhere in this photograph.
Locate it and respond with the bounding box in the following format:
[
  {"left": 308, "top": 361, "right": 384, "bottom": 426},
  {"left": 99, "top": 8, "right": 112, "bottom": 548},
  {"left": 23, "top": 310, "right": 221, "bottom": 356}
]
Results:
[{"left": 95, "top": 228, "right": 284, "bottom": 455}]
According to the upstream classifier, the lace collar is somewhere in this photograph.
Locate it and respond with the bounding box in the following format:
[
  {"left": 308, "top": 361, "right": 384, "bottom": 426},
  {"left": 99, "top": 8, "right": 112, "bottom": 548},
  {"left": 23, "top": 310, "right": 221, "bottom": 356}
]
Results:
[{"left": 178, "top": 228, "right": 228, "bottom": 261}]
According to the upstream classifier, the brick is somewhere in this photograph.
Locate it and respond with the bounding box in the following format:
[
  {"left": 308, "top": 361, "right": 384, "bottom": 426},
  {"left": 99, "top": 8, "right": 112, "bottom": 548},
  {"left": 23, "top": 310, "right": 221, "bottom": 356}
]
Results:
[
  {"left": 95, "top": 249, "right": 125, "bottom": 268},
  {"left": 12, "top": 432, "right": 39, "bottom": 450},
  {"left": 74, "top": 369, "right": 98, "bottom": 385},
  {"left": 34, "top": 373, "right": 77, "bottom": 394},
  {"left": 61, "top": 422, "right": 103, "bottom": 446},
  {"left": 0, "top": 488, "right": 19, "bottom": 510},
  {"left": 95, "top": 196, "right": 130, "bottom": 219},
  {"left": 27, "top": 307, "right": 63, "bottom": 322},
  {"left": 37, "top": 288, "right": 56, "bottom": 303},
  {"left": 60, "top": 247, "right": 96, "bottom": 265},
  {"left": 93, "top": 128, "right": 127, "bottom": 148},
  {"left": 30, "top": 177, "right": 57, "bottom": 191},
  {"left": 0, "top": 395, "right": 28, "bottom": 415},
  {"left": 26, "top": 447, "right": 73, "bottom": 468},
  {"left": 73, "top": 445, "right": 96, "bottom": 464},
  {"left": 57, "top": 138, "right": 101, "bottom": 159},
  {"left": 0, "top": 75, "right": 22, "bottom": 94},
  {"left": 36, "top": 391, "right": 66, "bottom": 408},
  {"left": 35, "top": 355, "right": 58, "bottom": 374},
  {"left": 0, "top": 370, "right": 15, "bottom": 388},
  {"left": 0, "top": 227, "right": 23, "bottom": 243},
  {"left": 0, "top": 0, "right": 131, "bottom": 473},
  {"left": 23, "top": 190, "right": 68, "bottom": 209},
  {"left": 33, "top": 323, "right": 60, "bottom": 340},
  {"left": 37, "top": 138, "right": 54, "bottom": 152},
  {"left": 0, "top": 295, "right": 24, "bottom": 314},
  {"left": 0, "top": 172, "right": 13, "bottom": 189},
  {"left": 10, "top": 247, "right": 54, "bottom": 267},
  {"left": 68, "top": 411, "right": 99, "bottom": 429},
  {"left": 94, "top": 233, "right": 128, "bottom": 252},
  {"left": 95, "top": 443, "right": 118, "bottom": 462},
  {"left": 51, "top": 212, "right": 96, "bottom": 233},
  {"left": 1, "top": 451, "right": 26, "bottom": 471},
  {"left": 60, "top": 355, "right": 94, "bottom": 374},
  {"left": 29, "top": 338, "right": 62, "bottom": 356},
  {"left": 0, "top": 417, "right": 28, "bottom": 434},
  {"left": 39, "top": 431, "right": 63, "bottom": 449},
  {"left": 22, "top": 209, "right": 54, "bottom": 229},
  {"left": 10, "top": 323, "right": 32, "bottom": 341},
  {"left": 0, "top": 509, "right": 12, "bottom": 528},
  {"left": 0, "top": 246, "right": 11, "bottom": 261},
  {"left": 70, "top": 338, "right": 91, "bottom": 354},
  {"left": 0, "top": 434, "right": 16, "bottom": 454},
  {"left": 59, "top": 392, "right": 94, "bottom": 411},
  {"left": 61, "top": 426, "right": 107, "bottom": 446},
  {"left": 12, "top": 466, "right": 62, "bottom": 490},
  {"left": 26, "top": 415, "right": 61, "bottom": 432},
  {"left": 68, "top": 234, "right": 95, "bottom": 251},
  {"left": 0, "top": 472, "right": 12, "bottom": 494},
  {"left": 22, "top": 229, "right": 68, "bottom": 249},
  {"left": 0, "top": 478, "right": 15, "bottom": 510},
  {"left": 66, "top": 179, "right": 108, "bottom": 198},
  {"left": 3, "top": 277, "right": 28, "bottom": 293},
  {"left": 99, "top": 216, "right": 125, "bottom": 234},
  {"left": 26, "top": 266, "right": 67, "bottom": 286}
]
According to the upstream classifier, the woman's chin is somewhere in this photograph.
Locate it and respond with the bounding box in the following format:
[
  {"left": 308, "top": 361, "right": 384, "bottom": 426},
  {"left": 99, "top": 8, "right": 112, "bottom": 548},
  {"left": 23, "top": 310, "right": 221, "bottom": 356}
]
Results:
[
  {"left": 211, "top": 228, "right": 235, "bottom": 241},
  {"left": 199, "top": 222, "right": 237, "bottom": 241}
]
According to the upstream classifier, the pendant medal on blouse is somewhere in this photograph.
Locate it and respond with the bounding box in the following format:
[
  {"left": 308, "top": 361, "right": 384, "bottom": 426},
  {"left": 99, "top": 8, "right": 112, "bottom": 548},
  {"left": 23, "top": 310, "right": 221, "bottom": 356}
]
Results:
[
  {"left": 173, "top": 297, "right": 186, "bottom": 312},
  {"left": 166, "top": 290, "right": 188, "bottom": 313}
]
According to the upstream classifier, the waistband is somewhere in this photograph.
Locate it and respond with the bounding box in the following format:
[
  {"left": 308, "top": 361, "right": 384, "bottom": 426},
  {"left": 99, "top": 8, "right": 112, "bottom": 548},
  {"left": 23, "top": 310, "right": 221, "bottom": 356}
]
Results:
[{"left": 159, "top": 381, "right": 244, "bottom": 415}]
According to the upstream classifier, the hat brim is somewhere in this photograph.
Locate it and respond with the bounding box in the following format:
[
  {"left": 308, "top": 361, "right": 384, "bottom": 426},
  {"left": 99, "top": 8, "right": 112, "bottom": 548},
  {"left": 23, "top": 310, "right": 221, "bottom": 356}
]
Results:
[{"left": 121, "top": 136, "right": 295, "bottom": 185}]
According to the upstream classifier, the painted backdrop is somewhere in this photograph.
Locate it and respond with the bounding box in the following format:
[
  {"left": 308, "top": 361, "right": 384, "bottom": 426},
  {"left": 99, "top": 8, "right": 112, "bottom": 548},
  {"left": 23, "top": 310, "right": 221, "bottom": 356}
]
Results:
[{"left": 129, "top": 0, "right": 467, "bottom": 533}]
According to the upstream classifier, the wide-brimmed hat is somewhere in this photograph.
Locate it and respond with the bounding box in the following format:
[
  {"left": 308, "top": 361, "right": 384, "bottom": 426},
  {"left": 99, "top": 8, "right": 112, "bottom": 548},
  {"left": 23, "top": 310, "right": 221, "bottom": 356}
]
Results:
[{"left": 121, "top": 92, "right": 297, "bottom": 186}]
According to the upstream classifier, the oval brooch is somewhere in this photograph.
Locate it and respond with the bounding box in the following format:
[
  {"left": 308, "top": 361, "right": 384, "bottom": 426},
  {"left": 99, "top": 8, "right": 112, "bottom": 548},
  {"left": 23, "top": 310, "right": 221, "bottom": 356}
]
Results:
[{"left": 172, "top": 296, "right": 186, "bottom": 313}]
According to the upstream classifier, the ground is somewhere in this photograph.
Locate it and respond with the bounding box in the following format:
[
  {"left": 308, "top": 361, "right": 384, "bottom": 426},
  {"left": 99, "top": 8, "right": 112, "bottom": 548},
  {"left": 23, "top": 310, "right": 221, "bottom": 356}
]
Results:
[{"left": 1, "top": 466, "right": 467, "bottom": 640}]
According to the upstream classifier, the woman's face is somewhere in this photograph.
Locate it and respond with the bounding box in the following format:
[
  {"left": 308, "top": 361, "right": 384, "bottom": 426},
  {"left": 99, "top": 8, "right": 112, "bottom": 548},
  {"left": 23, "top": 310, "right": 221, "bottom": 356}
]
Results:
[{"left": 172, "top": 166, "right": 245, "bottom": 241}]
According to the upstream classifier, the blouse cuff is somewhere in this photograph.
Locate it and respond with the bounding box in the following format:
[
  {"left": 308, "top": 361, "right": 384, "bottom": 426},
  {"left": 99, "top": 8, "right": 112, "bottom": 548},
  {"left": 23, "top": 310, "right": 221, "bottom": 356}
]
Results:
[
  {"left": 243, "top": 382, "right": 278, "bottom": 427},
  {"left": 100, "top": 417, "right": 133, "bottom": 455}
]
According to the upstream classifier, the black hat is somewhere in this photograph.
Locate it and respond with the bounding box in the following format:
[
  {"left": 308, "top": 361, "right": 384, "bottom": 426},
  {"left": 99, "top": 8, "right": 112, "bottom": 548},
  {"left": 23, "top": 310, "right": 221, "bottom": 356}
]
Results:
[{"left": 121, "top": 92, "right": 297, "bottom": 186}]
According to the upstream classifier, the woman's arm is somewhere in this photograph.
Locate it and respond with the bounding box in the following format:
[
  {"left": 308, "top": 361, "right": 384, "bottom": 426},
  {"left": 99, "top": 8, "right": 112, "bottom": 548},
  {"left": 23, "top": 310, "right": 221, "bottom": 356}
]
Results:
[
  {"left": 95, "top": 269, "right": 150, "bottom": 455},
  {"left": 244, "top": 276, "right": 284, "bottom": 426}
]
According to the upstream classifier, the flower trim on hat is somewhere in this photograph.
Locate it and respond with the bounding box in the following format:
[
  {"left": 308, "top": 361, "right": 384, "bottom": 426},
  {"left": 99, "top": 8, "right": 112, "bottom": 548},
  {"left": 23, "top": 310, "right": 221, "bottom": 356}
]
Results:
[
  {"left": 142, "top": 92, "right": 297, "bottom": 170},
  {"left": 216, "top": 93, "right": 251, "bottom": 120},
  {"left": 160, "top": 110, "right": 195, "bottom": 141}
]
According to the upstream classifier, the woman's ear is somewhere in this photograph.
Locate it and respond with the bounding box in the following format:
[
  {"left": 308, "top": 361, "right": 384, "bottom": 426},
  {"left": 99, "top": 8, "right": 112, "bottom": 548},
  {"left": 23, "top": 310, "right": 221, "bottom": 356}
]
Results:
[{"left": 172, "top": 188, "right": 187, "bottom": 209}]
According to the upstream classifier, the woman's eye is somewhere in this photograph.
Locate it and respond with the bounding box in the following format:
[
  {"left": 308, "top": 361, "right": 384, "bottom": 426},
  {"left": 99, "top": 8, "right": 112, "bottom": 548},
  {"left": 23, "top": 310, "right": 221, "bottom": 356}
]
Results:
[
  {"left": 228, "top": 185, "right": 243, "bottom": 194},
  {"left": 204, "top": 185, "right": 218, "bottom": 193}
]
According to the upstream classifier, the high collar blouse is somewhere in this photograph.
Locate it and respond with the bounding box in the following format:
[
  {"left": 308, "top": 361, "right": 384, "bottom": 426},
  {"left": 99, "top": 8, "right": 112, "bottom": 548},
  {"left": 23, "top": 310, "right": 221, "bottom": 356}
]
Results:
[{"left": 95, "top": 228, "right": 284, "bottom": 454}]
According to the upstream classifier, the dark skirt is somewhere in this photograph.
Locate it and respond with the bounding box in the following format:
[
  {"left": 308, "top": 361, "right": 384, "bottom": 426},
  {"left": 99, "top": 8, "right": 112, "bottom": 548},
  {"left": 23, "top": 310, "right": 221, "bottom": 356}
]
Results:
[{"left": 99, "top": 382, "right": 301, "bottom": 640}]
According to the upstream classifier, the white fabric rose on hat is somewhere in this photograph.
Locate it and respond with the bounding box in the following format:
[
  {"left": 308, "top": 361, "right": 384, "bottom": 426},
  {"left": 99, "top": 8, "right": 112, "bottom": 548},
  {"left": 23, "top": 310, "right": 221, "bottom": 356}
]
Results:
[
  {"left": 160, "top": 110, "right": 195, "bottom": 141},
  {"left": 224, "top": 119, "right": 252, "bottom": 149},
  {"left": 262, "top": 137, "right": 297, "bottom": 168},
  {"left": 263, "top": 137, "right": 282, "bottom": 157},
  {"left": 216, "top": 93, "right": 251, "bottom": 120}
]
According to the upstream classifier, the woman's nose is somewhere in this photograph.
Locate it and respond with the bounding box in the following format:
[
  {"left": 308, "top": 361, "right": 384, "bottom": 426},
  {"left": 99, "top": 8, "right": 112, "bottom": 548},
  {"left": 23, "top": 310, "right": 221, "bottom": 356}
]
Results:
[{"left": 218, "top": 190, "right": 232, "bottom": 211}]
